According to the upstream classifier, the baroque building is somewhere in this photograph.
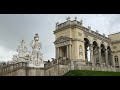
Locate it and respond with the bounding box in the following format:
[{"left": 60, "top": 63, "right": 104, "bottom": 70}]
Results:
[{"left": 54, "top": 17, "right": 120, "bottom": 68}]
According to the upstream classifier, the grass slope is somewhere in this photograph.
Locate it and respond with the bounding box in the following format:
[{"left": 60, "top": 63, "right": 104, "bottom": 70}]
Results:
[{"left": 64, "top": 70, "right": 120, "bottom": 76}]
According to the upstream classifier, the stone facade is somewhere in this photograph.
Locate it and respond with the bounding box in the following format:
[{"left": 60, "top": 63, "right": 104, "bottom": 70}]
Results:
[
  {"left": 108, "top": 33, "right": 120, "bottom": 68},
  {"left": 54, "top": 17, "right": 120, "bottom": 69}
]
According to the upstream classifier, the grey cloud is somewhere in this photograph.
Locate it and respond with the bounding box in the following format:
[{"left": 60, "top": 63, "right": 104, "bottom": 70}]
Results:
[
  {"left": 102, "top": 14, "right": 120, "bottom": 34},
  {"left": 0, "top": 14, "right": 120, "bottom": 61}
]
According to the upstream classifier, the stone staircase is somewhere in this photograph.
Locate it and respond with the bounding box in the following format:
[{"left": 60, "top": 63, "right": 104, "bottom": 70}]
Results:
[
  {"left": 1, "top": 58, "right": 119, "bottom": 76},
  {"left": 0, "top": 58, "right": 71, "bottom": 76}
]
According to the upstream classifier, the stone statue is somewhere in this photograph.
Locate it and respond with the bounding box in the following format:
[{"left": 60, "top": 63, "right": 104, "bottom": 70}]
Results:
[
  {"left": 31, "top": 34, "right": 42, "bottom": 51},
  {"left": 17, "top": 40, "right": 27, "bottom": 58},
  {"left": 96, "top": 30, "right": 99, "bottom": 33},
  {"left": 103, "top": 33, "right": 105, "bottom": 37},
  {"left": 80, "top": 20, "right": 83, "bottom": 25},
  {"left": 66, "top": 17, "right": 70, "bottom": 21},
  {"left": 75, "top": 17, "right": 77, "bottom": 20},
  {"left": 88, "top": 26, "right": 91, "bottom": 30},
  {"left": 80, "top": 20, "right": 83, "bottom": 23},
  {"left": 30, "top": 33, "right": 43, "bottom": 66},
  {"left": 56, "top": 22, "right": 59, "bottom": 26}
]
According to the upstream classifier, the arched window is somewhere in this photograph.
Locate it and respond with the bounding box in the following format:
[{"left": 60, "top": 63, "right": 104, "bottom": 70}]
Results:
[
  {"left": 114, "top": 56, "right": 119, "bottom": 68},
  {"left": 115, "top": 56, "right": 118, "bottom": 61}
]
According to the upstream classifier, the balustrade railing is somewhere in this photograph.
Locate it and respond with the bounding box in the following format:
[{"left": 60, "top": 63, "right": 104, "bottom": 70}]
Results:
[
  {"left": 44, "top": 57, "right": 70, "bottom": 69},
  {"left": 0, "top": 62, "right": 27, "bottom": 75}
]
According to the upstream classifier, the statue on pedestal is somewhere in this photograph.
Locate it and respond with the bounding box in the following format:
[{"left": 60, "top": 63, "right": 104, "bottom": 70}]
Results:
[
  {"left": 30, "top": 33, "right": 44, "bottom": 66},
  {"left": 12, "top": 33, "right": 44, "bottom": 67}
]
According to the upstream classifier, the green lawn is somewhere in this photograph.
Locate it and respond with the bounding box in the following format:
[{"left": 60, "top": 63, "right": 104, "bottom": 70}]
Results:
[{"left": 64, "top": 70, "right": 120, "bottom": 76}]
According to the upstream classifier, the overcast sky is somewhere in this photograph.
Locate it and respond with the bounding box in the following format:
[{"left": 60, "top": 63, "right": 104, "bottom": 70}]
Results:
[{"left": 0, "top": 14, "right": 120, "bottom": 62}]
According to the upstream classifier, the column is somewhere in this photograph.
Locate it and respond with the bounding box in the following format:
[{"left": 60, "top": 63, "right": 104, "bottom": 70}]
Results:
[
  {"left": 56, "top": 47, "right": 57, "bottom": 59},
  {"left": 59, "top": 47, "right": 61, "bottom": 58},
  {"left": 57, "top": 47, "right": 59, "bottom": 59},
  {"left": 112, "top": 55, "right": 115, "bottom": 67},
  {"left": 90, "top": 44, "right": 94, "bottom": 66},
  {"left": 111, "top": 55, "right": 115, "bottom": 67},
  {"left": 109, "top": 53, "right": 113, "bottom": 67},
  {"left": 105, "top": 49, "right": 109, "bottom": 67},
  {"left": 98, "top": 47, "right": 102, "bottom": 66},
  {"left": 69, "top": 45, "right": 72, "bottom": 60},
  {"left": 67, "top": 45, "right": 69, "bottom": 58}
]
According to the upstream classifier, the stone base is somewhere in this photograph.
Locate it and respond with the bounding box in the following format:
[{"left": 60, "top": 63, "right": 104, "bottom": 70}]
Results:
[
  {"left": 70, "top": 60, "right": 86, "bottom": 70},
  {"left": 73, "top": 60, "right": 86, "bottom": 66}
]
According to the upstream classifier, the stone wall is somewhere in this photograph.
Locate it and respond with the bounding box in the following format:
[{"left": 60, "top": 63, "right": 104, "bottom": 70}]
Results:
[
  {"left": 0, "top": 62, "right": 27, "bottom": 76},
  {"left": 2, "top": 69, "right": 27, "bottom": 76},
  {"left": 0, "top": 59, "right": 71, "bottom": 76},
  {"left": 1, "top": 59, "right": 120, "bottom": 76}
]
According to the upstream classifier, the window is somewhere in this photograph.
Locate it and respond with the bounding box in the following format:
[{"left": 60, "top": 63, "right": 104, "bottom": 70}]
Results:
[
  {"left": 115, "top": 56, "right": 118, "bottom": 61},
  {"left": 115, "top": 56, "right": 119, "bottom": 68}
]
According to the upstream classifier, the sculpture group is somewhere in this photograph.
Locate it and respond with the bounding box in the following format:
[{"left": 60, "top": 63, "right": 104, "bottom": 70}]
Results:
[{"left": 12, "top": 33, "right": 44, "bottom": 67}]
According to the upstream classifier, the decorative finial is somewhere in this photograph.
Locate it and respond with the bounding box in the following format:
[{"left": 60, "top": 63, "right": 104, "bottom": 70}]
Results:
[
  {"left": 88, "top": 26, "right": 91, "bottom": 30},
  {"left": 96, "top": 30, "right": 99, "bottom": 33},
  {"left": 66, "top": 17, "right": 70, "bottom": 21},
  {"left": 56, "top": 22, "right": 59, "bottom": 26},
  {"left": 80, "top": 20, "right": 83, "bottom": 23},
  {"left": 75, "top": 17, "right": 77, "bottom": 20},
  {"left": 103, "top": 33, "right": 105, "bottom": 36},
  {"left": 80, "top": 20, "right": 83, "bottom": 25}
]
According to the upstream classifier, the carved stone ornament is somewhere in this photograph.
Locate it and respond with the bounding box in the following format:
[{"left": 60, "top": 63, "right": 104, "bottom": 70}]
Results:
[{"left": 17, "top": 40, "right": 27, "bottom": 58}]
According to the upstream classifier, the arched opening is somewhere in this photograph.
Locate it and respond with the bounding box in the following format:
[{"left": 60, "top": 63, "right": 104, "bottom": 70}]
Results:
[
  {"left": 114, "top": 56, "right": 119, "bottom": 68},
  {"left": 93, "top": 41, "right": 99, "bottom": 66},
  {"left": 84, "top": 38, "right": 90, "bottom": 64},
  {"left": 101, "top": 44, "right": 106, "bottom": 65},
  {"left": 107, "top": 46, "right": 112, "bottom": 66}
]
